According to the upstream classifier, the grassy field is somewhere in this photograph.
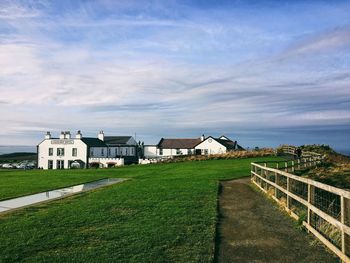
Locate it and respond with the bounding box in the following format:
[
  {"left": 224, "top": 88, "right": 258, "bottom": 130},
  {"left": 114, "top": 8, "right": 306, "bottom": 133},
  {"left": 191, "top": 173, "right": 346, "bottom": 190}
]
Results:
[{"left": 0, "top": 157, "right": 280, "bottom": 262}]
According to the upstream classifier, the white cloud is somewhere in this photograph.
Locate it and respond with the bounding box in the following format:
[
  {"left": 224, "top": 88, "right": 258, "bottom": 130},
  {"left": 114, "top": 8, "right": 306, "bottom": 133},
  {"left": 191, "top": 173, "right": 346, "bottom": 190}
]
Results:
[{"left": 0, "top": 0, "right": 350, "bottom": 148}]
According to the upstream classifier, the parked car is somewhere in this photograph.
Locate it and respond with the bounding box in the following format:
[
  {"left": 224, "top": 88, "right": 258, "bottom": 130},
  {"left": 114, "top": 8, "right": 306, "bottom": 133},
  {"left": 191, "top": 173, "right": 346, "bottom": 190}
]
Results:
[{"left": 2, "top": 163, "right": 13, "bottom": 169}]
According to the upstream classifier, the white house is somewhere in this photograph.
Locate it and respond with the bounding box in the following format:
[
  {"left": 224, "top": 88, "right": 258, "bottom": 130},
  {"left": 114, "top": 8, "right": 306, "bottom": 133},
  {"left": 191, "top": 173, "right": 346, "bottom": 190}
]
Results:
[
  {"left": 37, "top": 131, "right": 138, "bottom": 169},
  {"left": 194, "top": 135, "right": 242, "bottom": 154},
  {"left": 143, "top": 134, "right": 243, "bottom": 159}
]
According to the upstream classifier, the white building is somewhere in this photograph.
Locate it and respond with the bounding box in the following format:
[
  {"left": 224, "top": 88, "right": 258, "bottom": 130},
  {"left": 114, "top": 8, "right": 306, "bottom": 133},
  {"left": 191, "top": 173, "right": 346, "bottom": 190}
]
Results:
[
  {"left": 143, "top": 135, "right": 243, "bottom": 159},
  {"left": 37, "top": 131, "right": 138, "bottom": 169}
]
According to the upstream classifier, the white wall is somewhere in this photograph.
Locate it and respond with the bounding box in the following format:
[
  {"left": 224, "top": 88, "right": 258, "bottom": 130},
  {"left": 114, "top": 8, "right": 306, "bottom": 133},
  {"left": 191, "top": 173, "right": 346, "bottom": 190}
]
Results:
[
  {"left": 144, "top": 146, "right": 157, "bottom": 157},
  {"left": 38, "top": 139, "right": 87, "bottom": 169},
  {"left": 157, "top": 148, "right": 193, "bottom": 157},
  {"left": 195, "top": 138, "right": 227, "bottom": 154},
  {"left": 89, "top": 157, "right": 124, "bottom": 167}
]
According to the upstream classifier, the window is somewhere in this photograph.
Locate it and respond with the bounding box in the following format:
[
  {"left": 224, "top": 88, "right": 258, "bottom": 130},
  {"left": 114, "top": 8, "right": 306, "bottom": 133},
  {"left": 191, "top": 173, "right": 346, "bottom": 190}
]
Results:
[
  {"left": 48, "top": 160, "right": 53, "bottom": 169},
  {"left": 90, "top": 149, "right": 94, "bottom": 157},
  {"left": 108, "top": 148, "right": 111, "bottom": 156},
  {"left": 57, "top": 148, "right": 64, "bottom": 156},
  {"left": 125, "top": 148, "right": 128, "bottom": 155},
  {"left": 101, "top": 148, "right": 104, "bottom": 156},
  {"left": 115, "top": 148, "right": 118, "bottom": 156},
  {"left": 187, "top": 149, "right": 192, "bottom": 155},
  {"left": 72, "top": 148, "right": 77, "bottom": 157},
  {"left": 131, "top": 147, "right": 134, "bottom": 155},
  {"left": 48, "top": 148, "right": 53, "bottom": 156},
  {"left": 176, "top": 149, "right": 181, "bottom": 155},
  {"left": 204, "top": 149, "right": 208, "bottom": 155},
  {"left": 57, "top": 160, "right": 64, "bottom": 169},
  {"left": 159, "top": 148, "right": 163, "bottom": 155}
]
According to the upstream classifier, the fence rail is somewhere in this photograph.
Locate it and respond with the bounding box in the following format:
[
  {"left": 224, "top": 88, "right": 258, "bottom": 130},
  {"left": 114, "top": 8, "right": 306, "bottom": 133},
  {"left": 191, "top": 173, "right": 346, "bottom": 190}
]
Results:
[
  {"left": 251, "top": 152, "right": 350, "bottom": 262},
  {"left": 280, "top": 144, "right": 324, "bottom": 158}
]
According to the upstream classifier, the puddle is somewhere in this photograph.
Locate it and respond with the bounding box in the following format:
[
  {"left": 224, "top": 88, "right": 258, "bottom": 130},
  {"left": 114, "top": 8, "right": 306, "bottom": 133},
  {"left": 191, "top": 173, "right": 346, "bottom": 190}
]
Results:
[{"left": 0, "top": 178, "right": 126, "bottom": 213}]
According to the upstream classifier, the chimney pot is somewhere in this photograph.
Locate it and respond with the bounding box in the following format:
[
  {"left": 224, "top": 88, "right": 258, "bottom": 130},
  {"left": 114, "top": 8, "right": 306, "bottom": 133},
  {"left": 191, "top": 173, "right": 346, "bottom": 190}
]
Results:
[
  {"left": 76, "top": 130, "right": 82, "bottom": 139},
  {"left": 98, "top": 130, "right": 104, "bottom": 141},
  {"left": 45, "top": 131, "right": 51, "bottom": 140}
]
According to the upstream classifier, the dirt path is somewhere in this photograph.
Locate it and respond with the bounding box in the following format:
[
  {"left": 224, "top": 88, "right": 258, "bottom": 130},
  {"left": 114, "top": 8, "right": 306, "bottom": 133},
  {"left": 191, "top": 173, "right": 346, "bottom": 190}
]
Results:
[{"left": 215, "top": 178, "right": 338, "bottom": 263}]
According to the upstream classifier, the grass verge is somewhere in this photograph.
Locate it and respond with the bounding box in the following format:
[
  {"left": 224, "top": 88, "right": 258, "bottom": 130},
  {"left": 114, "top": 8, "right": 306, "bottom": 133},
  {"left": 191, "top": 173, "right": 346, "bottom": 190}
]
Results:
[{"left": 1, "top": 157, "right": 280, "bottom": 262}]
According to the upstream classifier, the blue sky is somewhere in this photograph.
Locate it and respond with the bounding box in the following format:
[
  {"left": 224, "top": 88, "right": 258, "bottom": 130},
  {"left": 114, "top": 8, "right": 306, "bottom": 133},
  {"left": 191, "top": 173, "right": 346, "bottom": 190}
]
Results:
[{"left": 0, "top": 0, "right": 350, "bottom": 151}]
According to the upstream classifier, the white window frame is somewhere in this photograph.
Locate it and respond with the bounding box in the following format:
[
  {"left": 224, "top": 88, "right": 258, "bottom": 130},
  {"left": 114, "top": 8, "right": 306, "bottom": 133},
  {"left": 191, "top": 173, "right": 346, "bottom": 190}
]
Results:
[
  {"left": 57, "top": 160, "right": 64, "bottom": 169},
  {"left": 72, "top": 148, "right": 77, "bottom": 157},
  {"left": 57, "top": 148, "right": 65, "bottom": 156},
  {"left": 48, "top": 160, "right": 53, "bottom": 169}
]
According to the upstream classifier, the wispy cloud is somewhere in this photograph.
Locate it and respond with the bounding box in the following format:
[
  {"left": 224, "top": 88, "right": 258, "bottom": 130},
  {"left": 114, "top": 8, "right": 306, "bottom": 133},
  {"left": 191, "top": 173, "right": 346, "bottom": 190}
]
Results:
[
  {"left": 280, "top": 26, "right": 350, "bottom": 58},
  {"left": 0, "top": 0, "right": 350, "bottom": 149}
]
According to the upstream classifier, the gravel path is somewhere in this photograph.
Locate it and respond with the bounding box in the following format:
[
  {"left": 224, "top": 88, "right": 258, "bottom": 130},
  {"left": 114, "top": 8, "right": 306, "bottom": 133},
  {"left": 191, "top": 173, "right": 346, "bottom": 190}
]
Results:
[{"left": 215, "top": 177, "right": 338, "bottom": 263}]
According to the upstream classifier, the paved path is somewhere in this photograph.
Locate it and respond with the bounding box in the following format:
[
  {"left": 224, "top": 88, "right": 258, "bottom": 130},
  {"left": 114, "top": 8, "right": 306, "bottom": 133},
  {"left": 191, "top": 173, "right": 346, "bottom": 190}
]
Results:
[{"left": 215, "top": 178, "right": 338, "bottom": 263}]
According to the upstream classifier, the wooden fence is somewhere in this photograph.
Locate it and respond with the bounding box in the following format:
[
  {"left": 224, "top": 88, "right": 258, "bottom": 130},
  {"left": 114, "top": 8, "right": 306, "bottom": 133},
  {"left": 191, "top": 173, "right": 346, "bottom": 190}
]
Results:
[{"left": 251, "top": 154, "right": 350, "bottom": 262}]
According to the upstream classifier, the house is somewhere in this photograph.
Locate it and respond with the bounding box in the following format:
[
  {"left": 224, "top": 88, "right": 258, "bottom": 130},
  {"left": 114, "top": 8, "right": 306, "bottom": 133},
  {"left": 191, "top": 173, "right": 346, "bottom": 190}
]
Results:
[
  {"left": 143, "top": 134, "right": 243, "bottom": 159},
  {"left": 194, "top": 135, "right": 243, "bottom": 155},
  {"left": 37, "top": 131, "right": 138, "bottom": 169}
]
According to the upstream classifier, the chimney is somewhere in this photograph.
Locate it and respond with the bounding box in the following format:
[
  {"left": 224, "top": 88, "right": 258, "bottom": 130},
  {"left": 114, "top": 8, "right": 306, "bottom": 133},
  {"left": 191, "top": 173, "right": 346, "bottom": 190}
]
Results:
[
  {"left": 65, "top": 131, "right": 71, "bottom": 139},
  {"left": 98, "top": 130, "right": 104, "bottom": 141},
  {"left": 45, "top": 131, "right": 51, "bottom": 140},
  {"left": 76, "top": 130, "right": 82, "bottom": 139},
  {"left": 59, "top": 131, "right": 65, "bottom": 139},
  {"left": 201, "top": 134, "right": 205, "bottom": 141}
]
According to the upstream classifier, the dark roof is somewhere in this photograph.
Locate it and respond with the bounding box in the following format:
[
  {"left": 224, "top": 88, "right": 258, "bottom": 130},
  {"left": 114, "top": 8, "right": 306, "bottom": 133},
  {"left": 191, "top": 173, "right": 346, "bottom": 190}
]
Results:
[
  {"left": 81, "top": 138, "right": 107, "bottom": 147},
  {"left": 215, "top": 138, "right": 237, "bottom": 150},
  {"left": 158, "top": 138, "right": 202, "bottom": 149},
  {"left": 104, "top": 136, "right": 132, "bottom": 145}
]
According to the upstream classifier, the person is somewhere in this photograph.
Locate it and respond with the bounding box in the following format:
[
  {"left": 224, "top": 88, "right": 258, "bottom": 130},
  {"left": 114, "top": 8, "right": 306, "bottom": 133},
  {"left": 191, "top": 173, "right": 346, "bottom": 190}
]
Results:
[{"left": 296, "top": 148, "right": 302, "bottom": 158}]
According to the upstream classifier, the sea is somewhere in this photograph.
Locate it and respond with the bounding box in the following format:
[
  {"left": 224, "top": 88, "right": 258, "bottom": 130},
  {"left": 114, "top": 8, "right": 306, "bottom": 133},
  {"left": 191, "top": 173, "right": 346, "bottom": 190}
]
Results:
[
  {"left": 336, "top": 149, "right": 350, "bottom": 157},
  {"left": 0, "top": 145, "right": 36, "bottom": 155}
]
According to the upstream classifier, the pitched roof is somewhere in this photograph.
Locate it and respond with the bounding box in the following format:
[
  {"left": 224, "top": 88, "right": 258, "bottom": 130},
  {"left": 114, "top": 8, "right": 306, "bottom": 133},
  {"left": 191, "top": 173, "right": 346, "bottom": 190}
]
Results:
[
  {"left": 158, "top": 138, "right": 201, "bottom": 149},
  {"left": 81, "top": 137, "right": 107, "bottom": 147},
  {"left": 104, "top": 136, "right": 132, "bottom": 145},
  {"left": 215, "top": 138, "right": 237, "bottom": 150}
]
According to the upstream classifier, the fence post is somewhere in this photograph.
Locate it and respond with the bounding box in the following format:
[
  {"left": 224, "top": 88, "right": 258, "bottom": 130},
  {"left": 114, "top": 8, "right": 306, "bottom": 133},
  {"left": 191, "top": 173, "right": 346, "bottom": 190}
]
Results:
[
  {"left": 307, "top": 184, "right": 314, "bottom": 226},
  {"left": 251, "top": 163, "right": 253, "bottom": 180},
  {"left": 285, "top": 161, "right": 288, "bottom": 172},
  {"left": 254, "top": 164, "right": 257, "bottom": 182},
  {"left": 275, "top": 171, "right": 279, "bottom": 197},
  {"left": 291, "top": 160, "right": 295, "bottom": 173},
  {"left": 287, "top": 177, "right": 290, "bottom": 209},
  {"left": 341, "top": 196, "right": 345, "bottom": 257}
]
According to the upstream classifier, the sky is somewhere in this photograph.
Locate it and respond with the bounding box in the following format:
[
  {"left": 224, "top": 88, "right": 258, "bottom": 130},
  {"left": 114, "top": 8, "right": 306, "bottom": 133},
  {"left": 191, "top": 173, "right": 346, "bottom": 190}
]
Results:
[{"left": 0, "top": 0, "right": 350, "bottom": 151}]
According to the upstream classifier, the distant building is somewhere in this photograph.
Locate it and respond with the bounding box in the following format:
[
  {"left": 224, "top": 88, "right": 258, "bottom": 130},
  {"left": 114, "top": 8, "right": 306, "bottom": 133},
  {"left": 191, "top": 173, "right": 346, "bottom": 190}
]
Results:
[
  {"left": 37, "top": 131, "right": 138, "bottom": 169},
  {"left": 143, "top": 135, "right": 243, "bottom": 159}
]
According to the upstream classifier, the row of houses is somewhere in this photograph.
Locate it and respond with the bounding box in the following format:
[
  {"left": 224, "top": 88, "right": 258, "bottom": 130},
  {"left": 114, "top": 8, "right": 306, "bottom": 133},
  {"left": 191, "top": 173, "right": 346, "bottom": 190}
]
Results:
[
  {"left": 37, "top": 131, "right": 243, "bottom": 169},
  {"left": 144, "top": 135, "right": 243, "bottom": 158}
]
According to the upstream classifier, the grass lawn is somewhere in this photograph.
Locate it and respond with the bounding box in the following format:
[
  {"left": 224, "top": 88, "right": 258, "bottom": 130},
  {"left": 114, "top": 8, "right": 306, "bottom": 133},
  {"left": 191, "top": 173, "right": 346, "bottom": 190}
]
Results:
[{"left": 0, "top": 157, "right": 281, "bottom": 262}]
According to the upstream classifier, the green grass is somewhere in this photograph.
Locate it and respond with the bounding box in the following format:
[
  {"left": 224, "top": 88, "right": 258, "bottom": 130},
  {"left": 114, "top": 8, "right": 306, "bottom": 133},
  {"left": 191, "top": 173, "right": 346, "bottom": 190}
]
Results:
[{"left": 0, "top": 157, "right": 281, "bottom": 262}]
